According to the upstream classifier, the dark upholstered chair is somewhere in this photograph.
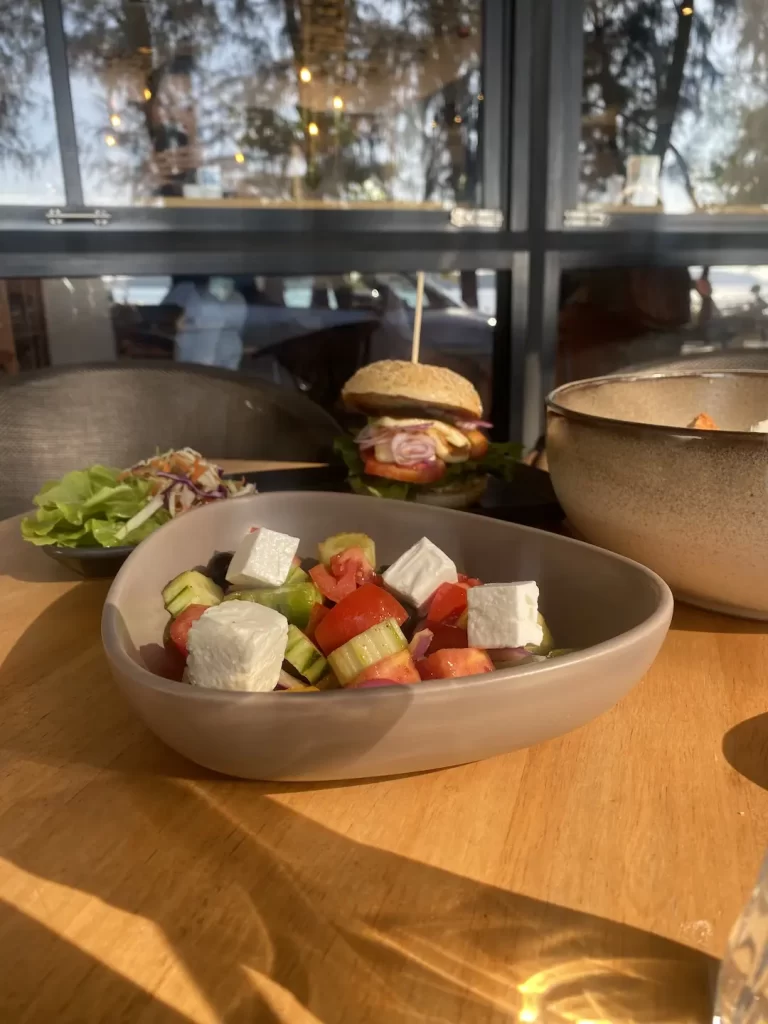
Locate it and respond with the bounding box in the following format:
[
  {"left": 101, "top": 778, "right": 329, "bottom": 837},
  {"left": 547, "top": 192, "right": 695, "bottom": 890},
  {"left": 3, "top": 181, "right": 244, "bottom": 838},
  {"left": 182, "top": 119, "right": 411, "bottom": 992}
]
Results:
[{"left": 0, "top": 362, "right": 341, "bottom": 518}]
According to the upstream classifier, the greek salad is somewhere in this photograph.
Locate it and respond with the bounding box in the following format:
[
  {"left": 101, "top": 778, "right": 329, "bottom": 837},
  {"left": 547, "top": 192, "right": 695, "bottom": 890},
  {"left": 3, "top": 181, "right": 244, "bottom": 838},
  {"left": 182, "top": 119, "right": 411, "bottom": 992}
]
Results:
[
  {"left": 21, "top": 448, "right": 255, "bottom": 549},
  {"left": 159, "top": 527, "right": 573, "bottom": 691}
]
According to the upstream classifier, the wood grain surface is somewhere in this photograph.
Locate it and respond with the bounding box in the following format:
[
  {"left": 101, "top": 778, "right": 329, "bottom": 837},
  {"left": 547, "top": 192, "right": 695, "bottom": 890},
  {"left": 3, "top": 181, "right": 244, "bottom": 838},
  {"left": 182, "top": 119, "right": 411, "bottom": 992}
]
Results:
[{"left": 1, "top": 491, "right": 768, "bottom": 1022}]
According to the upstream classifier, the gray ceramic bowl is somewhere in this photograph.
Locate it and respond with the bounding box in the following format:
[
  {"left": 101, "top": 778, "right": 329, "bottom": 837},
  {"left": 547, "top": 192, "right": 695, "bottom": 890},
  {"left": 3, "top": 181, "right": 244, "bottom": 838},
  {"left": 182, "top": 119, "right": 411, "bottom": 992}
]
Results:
[
  {"left": 102, "top": 492, "right": 672, "bottom": 781},
  {"left": 547, "top": 370, "right": 768, "bottom": 619}
]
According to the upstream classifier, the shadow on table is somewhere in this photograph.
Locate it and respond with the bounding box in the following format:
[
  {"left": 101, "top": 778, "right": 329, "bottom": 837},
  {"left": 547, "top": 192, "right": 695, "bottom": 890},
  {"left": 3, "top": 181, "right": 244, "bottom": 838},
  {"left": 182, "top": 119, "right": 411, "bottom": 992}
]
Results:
[
  {"left": 671, "top": 604, "right": 768, "bottom": 635},
  {"left": 0, "top": 594, "right": 718, "bottom": 1021},
  {"left": 0, "top": 778, "right": 716, "bottom": 1023},
  {"left": 723, "top": 713, "right": 768, "bottom": 791}
]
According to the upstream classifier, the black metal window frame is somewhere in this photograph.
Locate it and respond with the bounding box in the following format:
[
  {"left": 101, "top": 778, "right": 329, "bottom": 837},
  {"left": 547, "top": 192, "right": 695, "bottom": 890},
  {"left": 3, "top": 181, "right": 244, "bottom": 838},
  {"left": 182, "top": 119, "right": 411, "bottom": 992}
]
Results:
[{"left": 4, "top": 0, "right": 768, "bottom": 444}]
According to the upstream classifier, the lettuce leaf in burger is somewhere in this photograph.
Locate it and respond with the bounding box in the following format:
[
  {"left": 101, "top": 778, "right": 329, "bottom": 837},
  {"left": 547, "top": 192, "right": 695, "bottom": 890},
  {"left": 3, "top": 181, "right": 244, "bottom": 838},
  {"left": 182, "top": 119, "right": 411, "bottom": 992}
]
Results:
[{"left": 335, "top": 360, "right": 521, "bottom": 508}]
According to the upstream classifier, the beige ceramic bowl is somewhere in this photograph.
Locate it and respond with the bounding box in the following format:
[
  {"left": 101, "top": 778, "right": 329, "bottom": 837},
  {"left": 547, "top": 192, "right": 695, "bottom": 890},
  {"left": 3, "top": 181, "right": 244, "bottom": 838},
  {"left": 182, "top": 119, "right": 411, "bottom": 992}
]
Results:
[
  {"left": 102, "top": 492, "right": 672, "bottom": 781},
  {"left": 547, "top": 371, "right": 768, "bottom": 619}
]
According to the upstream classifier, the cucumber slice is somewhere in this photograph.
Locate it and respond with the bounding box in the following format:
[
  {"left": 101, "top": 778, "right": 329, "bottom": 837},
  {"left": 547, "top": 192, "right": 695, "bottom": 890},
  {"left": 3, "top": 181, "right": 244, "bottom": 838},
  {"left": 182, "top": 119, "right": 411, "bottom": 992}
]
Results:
[
  {"left": 224, "top": 582, "right": 322, "bottom": 629},
  {"left": 285, "top": 625, "right": 327, "bottom": 683},
  {"left": 286, "top": 563, "right": 309, "bottom": 584},
  {"left": 162, "top": 570, "right": 223, "bottom": 617},
  {"left": 318, "top": 532, "right": 376, "bottom": 569},
  {"left": 328, "top": 618, "right": 407, "bottom": 686},
  {"left": 525, "top": 613, "right": 554, "bottom": 656}
]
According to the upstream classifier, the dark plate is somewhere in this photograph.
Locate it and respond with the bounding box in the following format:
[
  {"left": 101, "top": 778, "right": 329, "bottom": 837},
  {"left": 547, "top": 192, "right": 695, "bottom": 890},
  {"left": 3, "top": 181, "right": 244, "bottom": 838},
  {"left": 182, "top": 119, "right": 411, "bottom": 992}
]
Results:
[
  {"left": 42, "top": 544, "right": 136, "bottom": 579},
  {"left": 238, "top": 462, "right": 563, "bottom": 528}
]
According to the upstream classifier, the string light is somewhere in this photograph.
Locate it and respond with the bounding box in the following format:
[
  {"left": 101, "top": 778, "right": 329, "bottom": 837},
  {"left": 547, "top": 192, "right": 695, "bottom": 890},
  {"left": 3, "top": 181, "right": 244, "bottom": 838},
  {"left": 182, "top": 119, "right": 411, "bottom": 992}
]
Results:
[
  {"left": 234, "top": 152, "right": 245, "bottom": 164},
  {"left": 454, "top": 114, "right": 462, "bottom": 123},
  {"left": 681, "top": 4, "right": 693, "bottom": 13},
  {"left": 138, "top": 46, "right": 152, "bottom": 55},
  {"left": 105, "top": 134, "right": 117, "bottom": 147},
  {"left": 478, "top": 93, "right": 484, "bottom": 101},
  {"left": 332, "top": 95, "right": 344, "bottom": 110},
  {"left": 109, "top": 113, "right": 121, "bottom": 128},
  {"left": 299, "top": 67, "right": 312, "bottom": 83},
  {"left": 143, "top": 87, "right": 152, "bottom": 100},
  {"left": 308, "top": 121, "right": 319, "bottom": 136}
]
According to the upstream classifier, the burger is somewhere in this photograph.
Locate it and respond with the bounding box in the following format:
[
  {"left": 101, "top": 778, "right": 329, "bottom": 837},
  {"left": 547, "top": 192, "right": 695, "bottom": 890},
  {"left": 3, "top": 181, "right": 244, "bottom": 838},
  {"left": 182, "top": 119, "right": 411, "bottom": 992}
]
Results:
[{"left": 335, "top": 360, "right": 520, "bottom": 508}]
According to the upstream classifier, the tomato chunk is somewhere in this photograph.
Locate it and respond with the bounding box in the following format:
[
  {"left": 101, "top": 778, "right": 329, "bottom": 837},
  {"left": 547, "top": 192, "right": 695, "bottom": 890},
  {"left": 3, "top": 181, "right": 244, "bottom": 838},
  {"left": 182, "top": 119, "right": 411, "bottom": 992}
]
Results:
[
  {"left": 350, "top": 649, "right": 420, "bottom": 687},
  {"left": 305, "top": 603, "right": 329, "bottom": 642},
  {"left": 458, "top": 573, "right": 482, "bottom": 588},
  {"left": 417, "top": 648, "right": 494, "bottom": 681},
  {"left": 314, "top": 582, "right": 409, "bottom": 655},
  {"left": 363, "top": 456, "right": 446, "bottom": 485},
  {"left": 167, "top": 604, "right": 208, "bottom": 661},
  {"left": 330, "top": 546, "right": 375, "bottom": 585},
  {"left": 426, "top": 582, "right": 468, "bottom": 624},
  {"left": 309, "top": 564, "right": 357, "bottom": 604},
  {"left": 427, "top": 623, "right": 469, "bottom": 653}
]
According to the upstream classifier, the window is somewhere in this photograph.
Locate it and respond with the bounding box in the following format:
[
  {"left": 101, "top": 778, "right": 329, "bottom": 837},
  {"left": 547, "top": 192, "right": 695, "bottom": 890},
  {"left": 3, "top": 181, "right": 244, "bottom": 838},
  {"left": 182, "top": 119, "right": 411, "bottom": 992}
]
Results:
[
  {"left": 0, "top": 1, "right": 65, "bottom": 204},
  {"left": 1, "top": 269, "right": 497, "bottom": 414},
  {"left": 556, "top": 264, "right": 768, "bottom": 385},
  {"left": 573, "top": 0, "right": 768, "bottom": 223},
  {"left": 61, "top": 0, "right": 485, "bottom": 210}
]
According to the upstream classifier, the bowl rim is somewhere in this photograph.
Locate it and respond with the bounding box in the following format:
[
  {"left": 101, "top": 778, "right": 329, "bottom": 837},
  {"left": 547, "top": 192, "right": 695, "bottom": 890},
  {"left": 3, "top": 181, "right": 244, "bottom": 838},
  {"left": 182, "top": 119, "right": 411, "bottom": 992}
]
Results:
[
  {"left": 101, "top": 490, "right": 674, "bottom": 704},
  {"left": 546, "top": 369, "right": 768, "bottom": 440}
]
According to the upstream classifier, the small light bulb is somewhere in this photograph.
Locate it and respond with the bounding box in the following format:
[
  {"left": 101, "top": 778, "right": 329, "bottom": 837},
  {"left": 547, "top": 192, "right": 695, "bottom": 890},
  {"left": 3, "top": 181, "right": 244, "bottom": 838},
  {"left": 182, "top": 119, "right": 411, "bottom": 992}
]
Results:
[
  {"left": 477, "top": 92, "right": 484, "bottom": 101},
  {"left": 681, "top": 4, "right": 693, "bottom": 13},
  {"left": 454, "top": 114, "right": 462, "bottom": 124},
  {"left": 234, "top": 152, "right": 245, "bottom": 164},
  {"left": 332, "top": 95, "right": 344, "bottom": 110},
  {"left": 105, "top": 134, "right": 117, "bottom": 147},
  {"left": 109, "top": 113, "right": 121, "bottom": 128},
  {"left": 143, "top": 87, "right": 152, "bottom": 100},
  {"left": 299, "top": 67, "right": 312, "bottom": 83},
  {"left": 308, "top": 121, "right": 319, "bottom": 136}
]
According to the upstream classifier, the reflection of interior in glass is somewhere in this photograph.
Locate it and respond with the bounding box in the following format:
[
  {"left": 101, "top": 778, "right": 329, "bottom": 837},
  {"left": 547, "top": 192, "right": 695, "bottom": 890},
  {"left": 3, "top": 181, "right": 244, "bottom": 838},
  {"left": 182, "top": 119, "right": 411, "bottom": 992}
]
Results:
[
  {"left": 0, "top": 269, "right": 496, "bottom": 410},
  {"left": 62, "top": 0, "right": 484, "bottom": 208},
  {"left": 576, "top": 0, "right": 768, "bottom": 218}
]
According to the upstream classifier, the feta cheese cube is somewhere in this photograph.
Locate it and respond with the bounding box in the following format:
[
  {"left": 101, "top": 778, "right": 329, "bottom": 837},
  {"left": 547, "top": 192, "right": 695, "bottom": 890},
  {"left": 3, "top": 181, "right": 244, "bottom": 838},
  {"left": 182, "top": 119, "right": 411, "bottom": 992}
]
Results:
[
  {"left": 751, "top": 419, "right": 768, "bottom": 433},
  {"left": 467, "top": 581, "right": 543, "bottom": 650},
  {"left": 382, "top": 537, "right": 458, "bottom": 612},
  {"left": 187, "top": 601, "right": 288, "bottom": 692},
  {"left": 226, "top": 527, "right": 300, "bottom": 588}
]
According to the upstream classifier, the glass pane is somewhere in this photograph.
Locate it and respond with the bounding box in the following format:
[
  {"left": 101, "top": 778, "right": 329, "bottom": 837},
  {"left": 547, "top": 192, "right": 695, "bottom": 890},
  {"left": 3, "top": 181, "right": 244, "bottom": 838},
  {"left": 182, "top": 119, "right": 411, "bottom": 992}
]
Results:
[
  {"left": 62, "top": 0, "right": 484, "bottom": 209},
  {"left": 556, "top": 264, "right": 768, "bottom": 385},
  {"left": 0, "top": 1, "right": 65, "bottom": 204},
  {"left": 573, "top": 0, "right": 768, "bottom": 224},
  {"left": 2, "top": 269, "right": 496, "bottom": 412}
]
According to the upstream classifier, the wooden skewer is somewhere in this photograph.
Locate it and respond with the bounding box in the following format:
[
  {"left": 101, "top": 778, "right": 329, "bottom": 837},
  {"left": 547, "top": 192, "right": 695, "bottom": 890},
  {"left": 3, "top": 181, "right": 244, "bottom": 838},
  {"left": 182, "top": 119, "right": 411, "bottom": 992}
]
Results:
[{"left": 411, "top": 271, "right": 425, "bottom": 363}]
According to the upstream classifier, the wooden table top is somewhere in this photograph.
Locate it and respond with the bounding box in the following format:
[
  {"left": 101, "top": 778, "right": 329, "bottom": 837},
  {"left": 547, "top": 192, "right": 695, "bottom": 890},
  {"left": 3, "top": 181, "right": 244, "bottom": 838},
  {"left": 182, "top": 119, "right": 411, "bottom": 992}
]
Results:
[{"left": 2, "top": 471, "right": 768, "bottom": 1022}]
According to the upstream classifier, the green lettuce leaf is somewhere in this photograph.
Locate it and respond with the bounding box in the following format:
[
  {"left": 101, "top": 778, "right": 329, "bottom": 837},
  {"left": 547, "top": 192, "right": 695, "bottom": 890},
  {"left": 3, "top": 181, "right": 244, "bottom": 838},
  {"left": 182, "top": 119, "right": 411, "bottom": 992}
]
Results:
[{"left": 21, "top": 466, "right": 169, "bottom": 549}]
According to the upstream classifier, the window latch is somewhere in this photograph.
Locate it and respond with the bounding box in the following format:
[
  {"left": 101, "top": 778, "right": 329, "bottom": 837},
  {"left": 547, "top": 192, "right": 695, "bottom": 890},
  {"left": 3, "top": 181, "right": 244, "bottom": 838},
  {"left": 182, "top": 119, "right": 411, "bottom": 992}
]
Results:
[{"left": 45, "top": 208, "right": 112, "bottom": 226}]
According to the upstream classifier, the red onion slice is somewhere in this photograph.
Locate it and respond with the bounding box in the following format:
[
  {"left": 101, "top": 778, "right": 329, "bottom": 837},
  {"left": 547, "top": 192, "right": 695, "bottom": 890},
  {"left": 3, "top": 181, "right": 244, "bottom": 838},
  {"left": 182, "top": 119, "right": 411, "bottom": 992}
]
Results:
[
  {"left": 456, "top": 419, "right": 493, "bottom": 430},
  {"left": 391, "top": 432, "right": 437, "bottom": 466},
  {"left": 490, "top": 647, "right": 534, "bottom": 666},
  {"left": 409, "top": 628, "right": 434, "bottom": 660}
]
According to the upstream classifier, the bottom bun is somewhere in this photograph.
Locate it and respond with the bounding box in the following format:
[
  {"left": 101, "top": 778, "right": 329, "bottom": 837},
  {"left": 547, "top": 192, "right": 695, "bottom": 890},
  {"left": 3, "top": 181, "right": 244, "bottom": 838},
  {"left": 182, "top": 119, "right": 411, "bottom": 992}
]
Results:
[{"left": 414, "top": 475, "right": 488, "bottom": 509}]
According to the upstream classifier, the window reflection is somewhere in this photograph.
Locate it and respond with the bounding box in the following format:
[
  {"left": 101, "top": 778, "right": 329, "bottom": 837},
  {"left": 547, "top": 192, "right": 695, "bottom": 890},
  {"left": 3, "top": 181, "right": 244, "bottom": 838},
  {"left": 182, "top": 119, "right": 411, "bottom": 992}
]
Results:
[
  {"left": 0, "top": 270, "right": 495, "bottom": 411},
  {"left": 62, "top": 0, "right": 483, "bottom": 208},
  {"left": 575, "top": 0, "right": 768, "bottom": 221},
  {"left": 557, "top": 265, "right": 768, "bottom": 384},
  {"left": 0, "top": 1, "right": 65, "bottom": 204}
]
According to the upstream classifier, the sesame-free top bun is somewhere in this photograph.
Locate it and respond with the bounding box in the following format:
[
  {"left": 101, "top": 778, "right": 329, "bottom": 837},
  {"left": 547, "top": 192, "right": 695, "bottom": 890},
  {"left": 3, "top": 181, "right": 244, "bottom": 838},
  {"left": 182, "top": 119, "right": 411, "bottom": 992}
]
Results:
[{"left": 342, "top": 360, "right": 483, "bottom": 419}]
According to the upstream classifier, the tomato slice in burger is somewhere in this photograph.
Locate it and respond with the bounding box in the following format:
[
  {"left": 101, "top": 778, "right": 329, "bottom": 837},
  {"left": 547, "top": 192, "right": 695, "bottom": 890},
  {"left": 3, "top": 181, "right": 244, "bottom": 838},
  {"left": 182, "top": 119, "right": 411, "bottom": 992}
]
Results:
[
  {"left": 363, "top": 456, "right": 446, "bottom": 485},
  {"left": 314, "top": 582, "right": 409, "bottom": 655}
]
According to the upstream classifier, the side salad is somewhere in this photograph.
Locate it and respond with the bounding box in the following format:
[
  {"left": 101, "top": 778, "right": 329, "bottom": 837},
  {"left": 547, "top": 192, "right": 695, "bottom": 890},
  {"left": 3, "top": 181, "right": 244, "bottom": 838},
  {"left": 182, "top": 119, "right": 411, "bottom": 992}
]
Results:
[
  {"left": 21, "top": 448, "right": 255, "bottom": 549},
  {"left": 158, "top": 527, "right": 573, "bottom": 691}
]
